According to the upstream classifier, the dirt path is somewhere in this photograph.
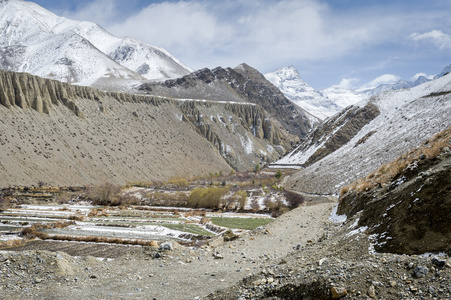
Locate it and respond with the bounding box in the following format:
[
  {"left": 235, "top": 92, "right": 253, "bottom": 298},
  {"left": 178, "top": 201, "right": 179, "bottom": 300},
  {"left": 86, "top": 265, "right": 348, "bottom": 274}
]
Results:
[{"left": 1, "top": 201, "right": 336, "bottom": 299}]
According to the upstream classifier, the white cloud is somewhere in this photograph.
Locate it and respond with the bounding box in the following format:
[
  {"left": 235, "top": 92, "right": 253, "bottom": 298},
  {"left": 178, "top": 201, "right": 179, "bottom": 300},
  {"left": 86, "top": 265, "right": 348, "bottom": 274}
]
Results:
[
  {"left": 61, "top": 0, "right": 120, "bottom": 25},
  {"left": 333, "top": 78, "right": 359, "bottom": 89},
  {"left": 94, "top": 0, "right": 397, "bottom": 70},
  {"left": 410, "top": 72, "right": 434, "bottom": 81},
  {"left": 410, "top": 30, "right": 451, "bottom": 50},
  {"left": 56, "top": 0, "right": 451, "bottom": 88},
  {"left": 361, "top": 74, "right": 400, "bottom": 89}
]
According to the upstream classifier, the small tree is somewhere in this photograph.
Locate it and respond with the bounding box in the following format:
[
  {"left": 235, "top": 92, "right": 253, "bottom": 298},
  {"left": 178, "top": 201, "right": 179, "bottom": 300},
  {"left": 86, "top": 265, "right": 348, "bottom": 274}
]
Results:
[
  {"left": 86, "top": 183, "right": 122, "bottom": 206},
  {"left": 253, "top": 164, "right": 261, "bottom": 172},
  {"left": 0, "top": 194, "right": 10, "bottom": 211},
  {"left": 275, "top": 170, "right": 282, "bottom": 180},
  {"left": 232, "top": 190, "right": 247, "bottom": 210},
  {"left": 249, "top": 198, "right": 260, "bottom": 211},
  {"left": 284, "top": 190, "right": 305, "bottom": 209},
  {"left": 0, "top": 188, "right": 12, "bottom": 211}
]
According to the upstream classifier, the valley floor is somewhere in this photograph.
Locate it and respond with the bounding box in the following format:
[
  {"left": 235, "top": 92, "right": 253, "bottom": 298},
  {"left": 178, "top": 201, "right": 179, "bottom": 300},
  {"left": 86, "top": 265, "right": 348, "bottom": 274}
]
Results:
[
  {"left": 0, "top": 199, "right": 334, "bottom": 299},
  {"left": 1, "top": 197, "right": 449, "bottom": 299}
]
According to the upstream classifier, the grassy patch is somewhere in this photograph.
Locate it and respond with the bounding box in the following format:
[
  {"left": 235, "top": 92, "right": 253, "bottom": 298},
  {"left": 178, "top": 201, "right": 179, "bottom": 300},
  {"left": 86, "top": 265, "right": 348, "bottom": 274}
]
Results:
[
  {"left": 209, "top": 217, "right": 272, "bottom": 230},
  {"left": 161, "top": 223, "right": 215, "bottom": 236}
]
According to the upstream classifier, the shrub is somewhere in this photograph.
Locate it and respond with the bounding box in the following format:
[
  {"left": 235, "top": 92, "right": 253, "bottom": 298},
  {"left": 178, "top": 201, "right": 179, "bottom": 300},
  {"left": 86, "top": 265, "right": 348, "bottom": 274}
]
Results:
[
  {"left": 275, "top": 170, "right": 282, "bottom": 180},
  {"left": 0, "top": 188, "right": 12, "bottom": 211},
  {"left": 249, "top": 198, "right": 260, "bottom": 211},
  {"left": 0, "top": 239, "right": 27, "bottom": 249},
  {"left": 271, "top": 206, "right": 290, "bottom": 218},
  {"left": 235, "top": 190, "right": 247, "bottom": 210},
  {"left": 284, "top": 190, "right": 305, "bottom": 209},
  {"left": 263, "top": 196, "right": 275, "bottom": 210},
  {"left": 86, "top": 183, "right": 122, "bottom": 206},
  {"left": 187, "top": 186, "right": 230, "bottom": 209},
  {"left": 253, "top": 164, "right": 261, "bottom": 172},
  {"left": 165, "top": 177, "right": 189, "bottom": 189},
  {"left": 0, "top": 194, "right": 10, "bottom": 211},
  {"left": 56, "top": 193, "right": 72, "bottom": 204}
]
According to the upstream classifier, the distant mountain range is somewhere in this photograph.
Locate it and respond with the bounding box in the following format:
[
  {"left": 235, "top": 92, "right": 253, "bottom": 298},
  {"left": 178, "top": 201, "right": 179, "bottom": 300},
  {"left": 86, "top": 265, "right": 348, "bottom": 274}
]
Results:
[
  {"left": 265, "top": 65, "right": 451, "bottom": 120},
  {"left": 0, "top": 0, "right": 191, "bottom": 85},
  {"left": 1, "top": 0, "right": 449, "bottom": 137}
]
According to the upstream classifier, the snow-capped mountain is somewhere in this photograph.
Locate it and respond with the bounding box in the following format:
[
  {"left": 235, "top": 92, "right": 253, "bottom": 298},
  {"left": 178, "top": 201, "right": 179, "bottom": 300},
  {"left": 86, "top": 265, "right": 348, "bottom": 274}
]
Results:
[
  {"left": 358, "top": 76, "right": 432, "bottom": 96},
  {"left": 264, "top": 66, "right": 343, "bottom": 120},
  {"left": 273, "top": 72, "right": 451, "bottom": 195},
  {"left": 0, "top": 0, "right": 191, "bottom": 85},
  {"left": 266, "top": 65, "right": 451, "bottom": 120}
]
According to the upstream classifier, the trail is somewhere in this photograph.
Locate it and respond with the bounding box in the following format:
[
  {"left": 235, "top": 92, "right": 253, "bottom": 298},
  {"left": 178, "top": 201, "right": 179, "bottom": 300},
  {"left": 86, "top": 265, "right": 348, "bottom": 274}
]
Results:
[{"left": 3, "top": 201, "right": 335, "bottom": 299}]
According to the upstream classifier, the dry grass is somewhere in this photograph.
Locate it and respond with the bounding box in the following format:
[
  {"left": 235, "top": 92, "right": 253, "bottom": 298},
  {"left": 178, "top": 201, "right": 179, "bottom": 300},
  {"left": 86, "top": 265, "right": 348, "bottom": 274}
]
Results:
[
  {"left": 185, "top": 210, "right": 206, "bottom": 217},
  {"left": 165, "top": 177, "right": 189, "bottom": 189},
  {"left": 88, "top": 208, "right": 109, "bottom": 217},
  {"left": 0, "top": 239, "right": 27, "bottom": 249},
  {"left": 37, "top": 234, "right": 160, "bottom": 246},
  {"left": 340, "top": 127, "right": 450, "bottom": 197}
]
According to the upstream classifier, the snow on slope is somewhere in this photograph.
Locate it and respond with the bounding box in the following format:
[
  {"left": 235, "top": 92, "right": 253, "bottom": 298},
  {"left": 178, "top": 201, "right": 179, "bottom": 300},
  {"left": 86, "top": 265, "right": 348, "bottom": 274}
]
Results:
[
  {"left": 321, "top": 86, "right": 367, "bottom": 109},
  {"left": 0, "top": 0, "right": 191, "bottom": 85},
  {"left": 279, "top": 73, "right": 451, "bottom": 194},
  {"left": 265, "top": 66, "right": 344, "bottom": 120}
]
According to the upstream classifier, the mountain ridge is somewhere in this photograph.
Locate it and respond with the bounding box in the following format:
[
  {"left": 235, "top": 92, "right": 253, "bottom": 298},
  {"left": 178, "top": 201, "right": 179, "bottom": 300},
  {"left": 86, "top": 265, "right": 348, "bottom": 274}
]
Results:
[
  {"left": 275, "top": 72, "right": 451, "bottom": 194},
  {"left": 265, "top": 65, "right": 451, "bottom": 120},
  {"left": 0, "top": 0, "right": 191, "bottom": 85}
]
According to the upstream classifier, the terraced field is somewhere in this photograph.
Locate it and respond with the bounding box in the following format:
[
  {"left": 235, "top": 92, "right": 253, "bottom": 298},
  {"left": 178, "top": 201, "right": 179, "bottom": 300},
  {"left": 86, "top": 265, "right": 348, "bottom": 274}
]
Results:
[{"left": 0, "top": 202, "right": 273, "bottom": 257}]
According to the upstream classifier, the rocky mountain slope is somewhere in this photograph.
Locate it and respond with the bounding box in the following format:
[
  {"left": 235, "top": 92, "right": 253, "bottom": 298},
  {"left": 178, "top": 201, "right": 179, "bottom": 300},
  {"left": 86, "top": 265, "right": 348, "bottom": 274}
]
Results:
[
  {"left": 276, "top": 72, "right": 451, "bottom": 194},
  {"left": 138, "top": 63, "right": 317, "bottom": 141},
  {"left": 0, "top": 0, "right": 191, "bottom": 85},
  {"left": 338, "top": 127, "right": 451, "bottom": 255},
  {"left": 0, "top": 69, "right": 293, "bottom": 187}
]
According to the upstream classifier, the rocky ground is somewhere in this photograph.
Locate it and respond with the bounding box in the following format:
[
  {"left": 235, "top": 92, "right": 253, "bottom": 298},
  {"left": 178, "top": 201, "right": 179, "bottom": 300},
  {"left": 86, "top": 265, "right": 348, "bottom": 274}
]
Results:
[{"left": 0, "top": 199, "right": 449, "bottom": 299}]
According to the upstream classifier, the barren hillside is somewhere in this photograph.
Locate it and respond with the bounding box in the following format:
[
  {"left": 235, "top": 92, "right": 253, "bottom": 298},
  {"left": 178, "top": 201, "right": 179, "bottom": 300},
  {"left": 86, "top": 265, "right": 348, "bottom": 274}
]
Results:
[{"left": 0, "top": 70, "right": 294, "bottom": 187}]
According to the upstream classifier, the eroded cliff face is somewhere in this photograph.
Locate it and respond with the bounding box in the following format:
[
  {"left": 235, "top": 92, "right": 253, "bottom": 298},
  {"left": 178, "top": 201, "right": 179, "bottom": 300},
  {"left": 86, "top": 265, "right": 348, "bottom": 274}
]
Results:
[{"left": 0, "top": 70, "right": 290, "bottom": 187}]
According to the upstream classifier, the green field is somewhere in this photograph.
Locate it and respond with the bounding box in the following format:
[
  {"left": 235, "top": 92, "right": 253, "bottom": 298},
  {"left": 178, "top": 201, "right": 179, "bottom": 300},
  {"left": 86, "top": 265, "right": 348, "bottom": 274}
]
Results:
[{"left": 209, "top": 217, "right": 272, "bottom": 230}]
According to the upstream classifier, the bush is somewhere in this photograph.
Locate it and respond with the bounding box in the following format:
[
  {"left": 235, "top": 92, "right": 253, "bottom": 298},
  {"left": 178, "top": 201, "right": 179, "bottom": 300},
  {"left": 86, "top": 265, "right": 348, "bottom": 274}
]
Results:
[
  {"left": 284, "top": 190, "right": 305, "bottom": 209},
  {"left": 56, "top": 193, "right": 72, "bottom": 204},
  {"left": 86, "top": 183, "right": 122, "bottom": 206},
  {"left": 187, "top": 186, "right": 230, "bottom": 209},
  {"left": 0, "top": 194, "right": 10, "bottom": 211},
  {"left": 263, "top": 196, "right": 275, "bottom": 210},
  {"left": 0, "top": 188, "right": 12, "bottom": 211},
  {"left": 165, "top": 177, "right": 189, "bottom": 189},
  {"left": 249, "top": 198, "right": 260, "bottom": 211}
]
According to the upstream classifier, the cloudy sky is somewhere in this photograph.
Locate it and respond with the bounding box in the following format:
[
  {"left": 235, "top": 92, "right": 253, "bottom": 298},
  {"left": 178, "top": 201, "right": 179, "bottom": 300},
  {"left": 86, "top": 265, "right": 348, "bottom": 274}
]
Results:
[{"left": 32, "top": 0, "right": 451, "bottom": 89}]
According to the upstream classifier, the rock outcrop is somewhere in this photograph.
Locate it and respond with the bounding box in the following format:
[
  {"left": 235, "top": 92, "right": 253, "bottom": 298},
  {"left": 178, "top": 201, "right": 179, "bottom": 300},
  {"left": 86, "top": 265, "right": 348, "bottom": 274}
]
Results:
[
  {"left": 338, "top": 127, "right": 451, "bottom": 255},
  {"left": 0, "top": 70, "right": 291, "bottom": 187}
]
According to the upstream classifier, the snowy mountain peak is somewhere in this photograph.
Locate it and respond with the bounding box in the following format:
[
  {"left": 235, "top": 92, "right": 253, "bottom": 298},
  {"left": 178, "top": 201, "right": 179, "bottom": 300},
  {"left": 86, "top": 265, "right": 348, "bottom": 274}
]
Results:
[
  {"left": 265, "top": 66, "right": 344, "bottom": 120},
  {"left": 0, "top": 0, "right": 191, "bottom": 85},
  {"left": 265, "top": 66, "right": 308, "bottom": 87}
]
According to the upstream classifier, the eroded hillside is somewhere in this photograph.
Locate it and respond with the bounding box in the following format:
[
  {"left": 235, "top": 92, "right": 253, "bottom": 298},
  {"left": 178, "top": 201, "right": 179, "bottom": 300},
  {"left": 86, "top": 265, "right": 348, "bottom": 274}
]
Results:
[
  {"left": 136, "top": 64, "right": 316, "bottom": 140},
  {"left": 0, "top": 70, "right": 293, "bottom": 187}
]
